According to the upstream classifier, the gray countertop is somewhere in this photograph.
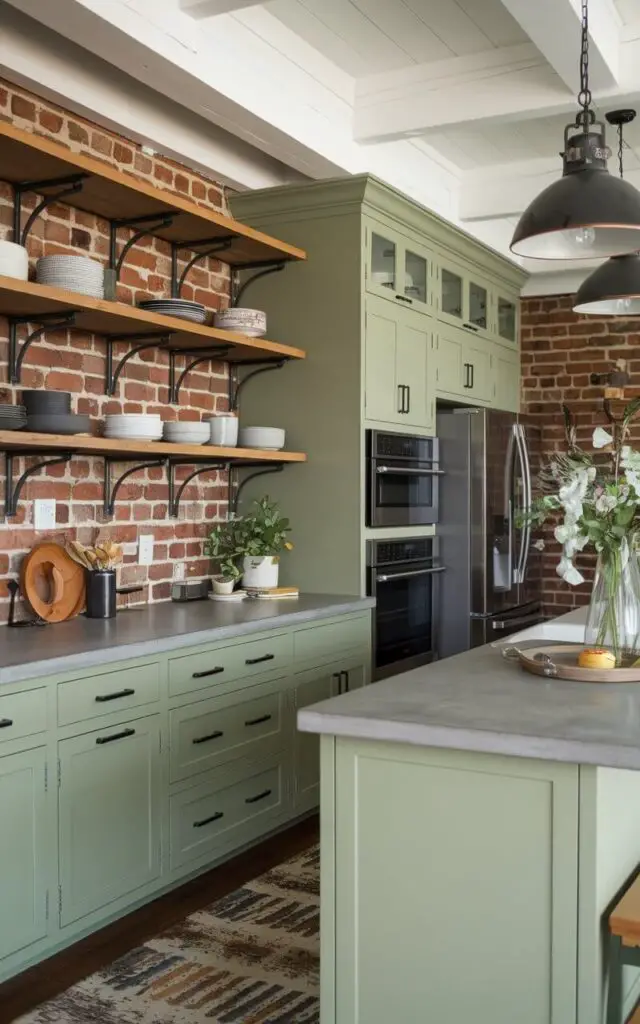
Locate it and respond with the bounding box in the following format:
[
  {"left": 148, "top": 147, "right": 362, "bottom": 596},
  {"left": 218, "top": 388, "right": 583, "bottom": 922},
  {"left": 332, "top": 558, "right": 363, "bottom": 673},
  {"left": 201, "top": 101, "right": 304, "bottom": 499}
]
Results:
[
  {"left": 0, "top": 594, "right": 374, "bottom": 685},
  {"left": 298, "top": 639, "right": 640, "bottom": 771}
]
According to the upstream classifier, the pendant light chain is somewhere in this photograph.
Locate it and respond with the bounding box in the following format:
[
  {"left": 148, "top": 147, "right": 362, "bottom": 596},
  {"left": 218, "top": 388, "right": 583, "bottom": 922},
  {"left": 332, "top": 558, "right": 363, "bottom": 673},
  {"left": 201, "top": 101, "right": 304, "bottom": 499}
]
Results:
[
  {"left": 578, "top": 0, "right": 592, "bottom": 130},
  {"left": 619, "top": 123, "right": 624, "bottom": 179}
]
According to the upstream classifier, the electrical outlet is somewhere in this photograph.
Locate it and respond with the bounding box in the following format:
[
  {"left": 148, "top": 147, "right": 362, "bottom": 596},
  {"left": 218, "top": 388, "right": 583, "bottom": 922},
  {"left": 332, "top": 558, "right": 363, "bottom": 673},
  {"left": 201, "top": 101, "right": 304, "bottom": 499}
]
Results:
[
  {"left": 173, "top": 562, "right": 186, "bottom": 581},
  {"left": 138, "top": 534, "right": 154, "bottom": 566},
  {"left": 34, "top": 499, "right": 56, "bottom": 531}
]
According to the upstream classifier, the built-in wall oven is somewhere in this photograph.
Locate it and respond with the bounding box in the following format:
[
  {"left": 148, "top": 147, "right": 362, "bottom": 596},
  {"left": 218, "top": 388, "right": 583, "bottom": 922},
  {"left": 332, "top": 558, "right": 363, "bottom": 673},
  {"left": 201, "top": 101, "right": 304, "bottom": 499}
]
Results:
[
  {"left": 366, "top": 430, "right": 440, "bottom": 528},
  {"left": 367, "top": 537, "right": 444, "bottom": 679}
]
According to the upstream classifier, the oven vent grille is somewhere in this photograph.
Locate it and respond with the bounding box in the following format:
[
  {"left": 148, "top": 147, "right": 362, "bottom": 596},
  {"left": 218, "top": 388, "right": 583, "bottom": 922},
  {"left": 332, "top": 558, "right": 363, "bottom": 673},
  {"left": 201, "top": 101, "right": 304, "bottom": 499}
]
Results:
[{"left": 376, "top": 539, "right": 432, "bottom": 564}]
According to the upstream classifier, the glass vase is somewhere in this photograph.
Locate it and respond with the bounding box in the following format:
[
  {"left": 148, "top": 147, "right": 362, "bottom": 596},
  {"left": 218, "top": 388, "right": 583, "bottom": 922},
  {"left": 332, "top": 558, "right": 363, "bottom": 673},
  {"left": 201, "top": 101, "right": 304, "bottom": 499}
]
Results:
[{"left": 584, "top": 547, "right": 640, "bottom": 665}]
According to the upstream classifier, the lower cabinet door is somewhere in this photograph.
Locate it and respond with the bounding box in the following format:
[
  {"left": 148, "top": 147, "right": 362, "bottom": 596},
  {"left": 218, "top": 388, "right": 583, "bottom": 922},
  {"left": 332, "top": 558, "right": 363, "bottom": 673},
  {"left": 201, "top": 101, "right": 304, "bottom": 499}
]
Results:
[
  {"left": 341, "top": 661, "right": 368, "bottom": 693},
  {"left": 58, "top": 715, "right": 161, "bottom": 927},
  {"left": 293, "top": 665, "right": 341, "bottom": 813},
  {"left": 493, "top": 349, "right": 520, "bottom": 413},
  {"left": 0, "top": 747, "right": 48, "bottom": 961}
]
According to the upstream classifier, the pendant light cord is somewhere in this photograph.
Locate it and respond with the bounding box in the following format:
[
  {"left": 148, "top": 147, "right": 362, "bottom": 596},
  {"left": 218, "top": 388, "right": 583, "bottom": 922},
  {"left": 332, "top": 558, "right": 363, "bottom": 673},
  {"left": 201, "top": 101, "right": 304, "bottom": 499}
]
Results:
[
  {"left": 578, "top": 0, "right": 592, "bottom": 131},
  {"left": 619, "top": 123, "right": 624, "bottom": 178}
]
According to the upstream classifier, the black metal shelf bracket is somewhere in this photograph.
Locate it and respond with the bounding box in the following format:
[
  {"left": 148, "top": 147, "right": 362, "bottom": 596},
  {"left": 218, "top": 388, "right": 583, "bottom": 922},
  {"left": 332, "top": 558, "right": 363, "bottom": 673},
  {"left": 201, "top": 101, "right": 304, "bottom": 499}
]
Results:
[
  {"left": 170, "top": 236, "right": 236, "bottom": 298},
  {"left": 13, "top": 173, "right": 89, "bottom": 246},
  {"left": 229, "top": 462, "right": 284, "bottom": 515},
  {"left": 107, "top": 213, "right": 175, "bottom": 289},
  {"left": 4, "top": 451, "right": 72, "bottom": 519},
  {"left": 103, "top": 457, "right": 167, "bottom": 516},
  {"left": 228, "top": 357, "right": 289, "bottom": 412},
  {"left": 104, "top": 332, "right": 173, "bottom": 396},
  {"left": 168, "top": 346, "right": 231, "bottom": 404},
  {"left": 231, "top": 260, "right": 286, "bottom": 307},
  {"left": 8, "top": 312, "right": 77, "bottom": 384},
  {"left": 167, "top": 458, "right": 228, "bottom": 518}
]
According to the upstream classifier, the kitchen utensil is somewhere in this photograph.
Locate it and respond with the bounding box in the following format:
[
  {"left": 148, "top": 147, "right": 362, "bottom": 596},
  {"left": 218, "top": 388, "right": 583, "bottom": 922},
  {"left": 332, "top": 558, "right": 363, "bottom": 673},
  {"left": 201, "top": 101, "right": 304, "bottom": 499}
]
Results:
[
  {"left": 0, "top": 240, "right": 29, "bottom": 281},
  {"left": 85, "top": 569, "right": 116, "bottom": 618},
  {"left": 238, "top": 426, "right": 285, "bottom": 450},
  {"left": 26, "top": 413, "right": 91, "bottom": 435},
  {"left": 7, "top": 578, "right": 46, "bottom": 627},
  {"left": 502, "top": 643, "right": 640, "bottom": 681},
  {"left": 67, "top": 539, "right": 123, "bottom": 571},
  {"left": 22, "top": 391, "right": 71, "bottom": 414},
  {"left": 209, "top": 415, "right": 239, "bottom": 447},
  {"left": 21, "top": 542, "right": 86, "bottom": 623},
  {"left": 213, "top": 308, "right": 267, "bottom": 337}
]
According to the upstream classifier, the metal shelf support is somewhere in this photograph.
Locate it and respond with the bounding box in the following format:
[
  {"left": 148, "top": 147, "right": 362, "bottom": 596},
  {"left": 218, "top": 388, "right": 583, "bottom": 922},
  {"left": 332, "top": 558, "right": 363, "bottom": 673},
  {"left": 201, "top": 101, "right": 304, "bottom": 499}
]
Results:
[
  {"left": 13, "top": 174, "right": 88, "bottom": 246},
  {"left": 106, "top": 213, "right": 175, "bottom": 294},
  {"left": 168, "top": 346, "right": 231, "bottom": 404},
  {"left": 167, "top": 459, "right": 228, "bottom": 518},
  {"left": 228, "top": 357, "right": 289, "bottom": 412},
  {"left": 8, "top": 312, "right": 77, "bottom": 384},
  {"left": 231, "top": 260, "right": 286, "bottom": 307},
  {"left": 103, "top": 457, "right": 167, "bottom": 516},
  {"left": 229, "top": 462, "right": 284, "bottom": 515},
  {"left": 4, "top": 451, "right": 72, "bottom": 519},
  {"left": 104, "top": 332, "right": 173, "bottom": 396},
  {"left": 170, "top": 236, "right": 236, "bottom": 298}
]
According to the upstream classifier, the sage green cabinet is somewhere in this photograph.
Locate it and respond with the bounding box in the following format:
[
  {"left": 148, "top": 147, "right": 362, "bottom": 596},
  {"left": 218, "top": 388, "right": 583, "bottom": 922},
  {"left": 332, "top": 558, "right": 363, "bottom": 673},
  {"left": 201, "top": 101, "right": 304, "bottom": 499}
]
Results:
[
  {"left": 493, "top": 349, "right": 521, "bottom": 413},
  {"left": 365, "top": 295, "right": 434, "bottom": 432},
  {"left": 434, "top": 254, "right": 519, "bottom": 349},
  {"left": 0, "top": 747, "right": 48, "bottom": 961},
  {"left": 366, "top": 221, "right": 431, "bottom": 311},
  {"left": 293, "top": 665, "right": 341, "bottom": 815},
  {"left": 58, "top": 715, "right": 161, "bottom": 926},
  {"left": 434, "top": 326, "right": 491, "bottom": 404}
]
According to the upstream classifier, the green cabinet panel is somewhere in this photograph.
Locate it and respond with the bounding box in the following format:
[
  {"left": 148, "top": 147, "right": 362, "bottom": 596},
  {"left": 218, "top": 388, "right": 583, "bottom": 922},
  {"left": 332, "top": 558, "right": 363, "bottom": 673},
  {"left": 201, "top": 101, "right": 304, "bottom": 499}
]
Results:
[
  {"left": 434, "top": 326, "right": 492, "bottom": 405},
  {"left": 58, "top": 715, "right": 161, "bottom": 927},
  {"left": 366, "top": 220, "right": 431, "bottom": 312},
  {"left": 493, "top": 348, "right": 521, "bottom": 413},
  {"left": 330, "top": 740, "right": 578, "bottom": 1024},
  {"left": 0, "top": 747, "right": 48, "bottom": 961},
  {"left": 293, "top": 665, "right": 341, "bottom": 814},
  {"left": 365, "top": 295, "right": 434, "bottom": 432},
  {"left": 168, "top": 632, "right": 292, "bottom": 698},
  {"left": 434, "top": 253, "right": 519, "bottom": 350}
]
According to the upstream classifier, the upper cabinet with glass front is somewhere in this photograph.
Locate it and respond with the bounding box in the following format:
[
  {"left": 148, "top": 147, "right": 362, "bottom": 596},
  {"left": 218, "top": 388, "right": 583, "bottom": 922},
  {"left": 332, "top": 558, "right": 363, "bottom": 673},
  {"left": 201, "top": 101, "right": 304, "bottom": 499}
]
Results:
[
  {"left": 434, "top": 255, "right": 519, "bottom": 349},
  {"left": 366, "top": 221, "right": 431, "bottom": 312}
]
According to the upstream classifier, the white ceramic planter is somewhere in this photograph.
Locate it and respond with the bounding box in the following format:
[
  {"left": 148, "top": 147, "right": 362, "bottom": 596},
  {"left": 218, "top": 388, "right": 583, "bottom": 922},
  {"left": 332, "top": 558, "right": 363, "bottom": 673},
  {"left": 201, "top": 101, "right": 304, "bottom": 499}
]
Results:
[
  {"left": 242, "top": 555, "right": 279, "bottom": 589},
  {"left": 211, "top": 575, "right": 236, "bottom": 595}
]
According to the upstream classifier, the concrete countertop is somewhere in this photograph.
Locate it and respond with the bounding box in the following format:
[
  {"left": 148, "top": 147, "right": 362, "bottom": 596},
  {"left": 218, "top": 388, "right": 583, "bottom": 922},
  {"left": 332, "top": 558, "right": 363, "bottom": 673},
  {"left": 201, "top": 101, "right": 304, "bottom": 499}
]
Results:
[
  {"left": 0, "top": 594, "right": 374, "bottom": 685},
  {"left": 298, "top": 622, "right": 640, "bottom": 771}
]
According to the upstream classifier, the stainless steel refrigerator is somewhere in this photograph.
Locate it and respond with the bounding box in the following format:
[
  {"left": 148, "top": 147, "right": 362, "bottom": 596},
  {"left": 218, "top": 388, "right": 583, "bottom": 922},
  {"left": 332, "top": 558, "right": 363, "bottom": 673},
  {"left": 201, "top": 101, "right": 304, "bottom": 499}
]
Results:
[{"left": 437, "top": 407, "right": 543, "bottom": 656}]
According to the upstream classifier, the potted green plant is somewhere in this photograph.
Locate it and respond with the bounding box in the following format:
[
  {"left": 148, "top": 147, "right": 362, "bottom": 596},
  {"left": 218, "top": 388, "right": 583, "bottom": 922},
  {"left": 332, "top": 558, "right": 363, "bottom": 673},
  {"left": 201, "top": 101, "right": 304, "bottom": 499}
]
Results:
[
  {"left": 203, "top": 520, "right": 243, "bottom": 595},
  {"left": 204, "top": 496, "right": 292, "bottom": 592}
]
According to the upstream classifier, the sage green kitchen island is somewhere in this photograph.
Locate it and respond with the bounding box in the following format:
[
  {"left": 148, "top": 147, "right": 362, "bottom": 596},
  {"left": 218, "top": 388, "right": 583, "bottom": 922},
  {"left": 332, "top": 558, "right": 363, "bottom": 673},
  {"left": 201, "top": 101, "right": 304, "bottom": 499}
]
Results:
[{"left": 298, "top": 634, "right": 640, "bottom": 1024}]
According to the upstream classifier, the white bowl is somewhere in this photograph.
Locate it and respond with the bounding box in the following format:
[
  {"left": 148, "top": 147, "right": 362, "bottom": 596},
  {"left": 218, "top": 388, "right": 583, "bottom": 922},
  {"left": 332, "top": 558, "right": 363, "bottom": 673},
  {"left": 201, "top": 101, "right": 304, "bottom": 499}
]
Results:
[
  {"left": 239, "top": 426, "right": 286, "bottom": 450},
  {"left": 214, "top": 308, "right": 267, "bottom": 337},
  {"left": 0, "top": 241, "right": 29, "bottom": 281},
  {"left": 106, "top": 414, "right": 162, "bottom": 422}
]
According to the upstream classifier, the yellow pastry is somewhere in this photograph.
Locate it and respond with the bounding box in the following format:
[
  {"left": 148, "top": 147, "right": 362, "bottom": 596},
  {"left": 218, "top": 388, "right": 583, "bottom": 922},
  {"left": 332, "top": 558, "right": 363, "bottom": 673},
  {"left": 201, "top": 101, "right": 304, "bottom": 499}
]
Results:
[{"left": 578, "top": 648, "right": 616, "bottom": 670}]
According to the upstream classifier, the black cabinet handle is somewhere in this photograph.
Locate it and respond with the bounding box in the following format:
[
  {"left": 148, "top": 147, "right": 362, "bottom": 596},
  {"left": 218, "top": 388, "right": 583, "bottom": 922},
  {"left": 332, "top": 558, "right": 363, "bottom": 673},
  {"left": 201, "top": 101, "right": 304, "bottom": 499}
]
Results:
[
  {"left": 245, "top": 714, "right": 272, "bottom": 727},
  {"left": 245, "top": 788, "right": 272, "bottom": 805},
  {"left": 342, "top": 670, "right": 350, "bottom": 693},
  {"left": 406, "top": 385, "right": 411, "bottom": 414},
  {"left": 463, "top": 363, "right": 470, "bottom": 388},
  {"left": 95, "top": 688, "right": 135, "bottom": 703},
  {"left": 192, "top": 730, "right": 224, "bottom": 745},
  {"left": 463, "top": 322, "right": 479, "bottom": 332},
  {"left": 469, "top": 363, "right": 475, "bottom": 389},
  {"left": 192, "top": 666, "right": 225, "bottom": 679},
  {"left": 245, "top": 654, "right": 275, "bottom": 666},
  {"left": 397, "top": 385, "right": 404, "bottom": 414},
  {"left": 332, "top": 671, "right": 341, "bottom": 693},
  {"left": 193, "top": 811, "right": 223, "bottom": 828},
  {"left": 0, "top": 718, "right": 13, "bottom": 729},
  {"left": 96, "top": 728, "right": 136, "bottom": 745},
  {"left": 395, "top": 294, "right": 413, "bottom": 304}
]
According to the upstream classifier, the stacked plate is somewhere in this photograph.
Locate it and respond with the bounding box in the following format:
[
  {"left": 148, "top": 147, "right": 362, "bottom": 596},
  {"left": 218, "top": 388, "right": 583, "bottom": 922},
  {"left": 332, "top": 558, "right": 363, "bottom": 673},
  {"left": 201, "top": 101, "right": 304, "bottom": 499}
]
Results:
[
  {"left": 104, "top": 414, "right": 163, "bottom": 441},
  {"left": 214, "top": 308, "right": 267, "bottom": 337},
  {"left": 163, "top": 421, "right": 211, "bottom": 445},
  {"left": 138, "top": 299, "right": 208, "bottom": 324},
  {"left": 36, "top": 255, "right": 104, "bottom": 298},
  {"left": 0, "top": 403, "right": 27, "bottom": 431}
]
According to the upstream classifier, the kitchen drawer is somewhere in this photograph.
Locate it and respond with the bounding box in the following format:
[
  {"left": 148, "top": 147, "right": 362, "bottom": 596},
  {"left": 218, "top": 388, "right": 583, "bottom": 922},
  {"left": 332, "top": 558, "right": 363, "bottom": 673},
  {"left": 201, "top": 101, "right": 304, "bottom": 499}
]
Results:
[
  {"left": 170, "top": 756, "right": 287, "bottom": 871},
  {"left": 57, "top": 663, "right": 161, "bottom": 727},
  {"left": 0, "top": 688, "right": 47, "bottom": 747},
  {"left": 294, "top": 615, "right": 371, "bottom": 668},
  {"left": 169, "top": 677, "right": 288, "bottom": 783},
  {"left": 168, "top": 633, "right": 292, "bottom": 698}
]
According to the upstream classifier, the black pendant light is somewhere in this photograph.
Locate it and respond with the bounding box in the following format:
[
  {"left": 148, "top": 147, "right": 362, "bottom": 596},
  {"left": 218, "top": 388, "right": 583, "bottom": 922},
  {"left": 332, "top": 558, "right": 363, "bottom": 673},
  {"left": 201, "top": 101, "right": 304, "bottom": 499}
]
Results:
[
  {"left": 574, "top": 110, "right": 640, "bottom": 314},
  {"left": 510, "top": 0, "right": 640, "bottom": 260}
]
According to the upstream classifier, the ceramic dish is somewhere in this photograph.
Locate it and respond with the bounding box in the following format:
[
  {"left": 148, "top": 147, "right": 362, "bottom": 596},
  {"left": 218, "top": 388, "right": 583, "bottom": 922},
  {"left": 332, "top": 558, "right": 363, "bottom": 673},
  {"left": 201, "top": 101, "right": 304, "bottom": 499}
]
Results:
[
  {"left": 138, "top": 300, "right": 208, "bottom": 324},
  {"left": 22, "top": 391, "right": 72, "bottom": 413},
  {"left": 213, "top": 308, "right": 267, "bottom": 337},
  {"left": 238, "top": 426, "right": 285, "bottom": 450},
  {"left": 502, "top": 642, "right": 640, "bottom": 682},
  {"left": 0, "top": 240, "right": 29, "bottom": 281},
  {"left": 26, "top": 414, "right": 91, "bottom": 435}
]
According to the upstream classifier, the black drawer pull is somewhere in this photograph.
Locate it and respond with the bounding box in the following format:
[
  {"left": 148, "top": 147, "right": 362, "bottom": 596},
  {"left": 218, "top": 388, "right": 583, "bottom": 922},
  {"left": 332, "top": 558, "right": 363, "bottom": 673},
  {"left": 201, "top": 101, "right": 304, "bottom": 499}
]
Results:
[
  {"left": 193, "top": 811, "right": 224, "bottom": 828},
  {"left": 0, "top": 718, "right": 13, "bottom": 729},
  {"left": 245, "top": 714, "right": 272, "bottom": 727},
  {"left": 245, "top": 654, "right": 275, "bottom": 666},
  {"left": 395, "top": 293, "right": 413, "bottom": 304},
  {"left": 95, "top": 688, "right": 135, "bottom": 703},
  {"left": 192, "top": 730, "right": 224, "bottom": 745},
  {"left": 192, "top": 666, "right": 225, "bottom": 679},
  {"left": 96, "top": 728, "right": 136, "bottom": 745},
  {"left": 245, "top": 788, "right": 272, "bottom": 805}
]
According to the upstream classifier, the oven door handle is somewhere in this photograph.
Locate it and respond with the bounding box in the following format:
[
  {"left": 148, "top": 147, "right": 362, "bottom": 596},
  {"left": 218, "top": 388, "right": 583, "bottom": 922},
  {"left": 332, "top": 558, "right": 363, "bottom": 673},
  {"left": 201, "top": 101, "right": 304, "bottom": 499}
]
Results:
[
  {"left": 492, "top": 612, "right": 543, "bottom": 630},
  {"left": 376, "top": 566, "right": 446, "bottom": 582},
  {"left": 376, "top": 466, "right": 445, "bottom": 475}
]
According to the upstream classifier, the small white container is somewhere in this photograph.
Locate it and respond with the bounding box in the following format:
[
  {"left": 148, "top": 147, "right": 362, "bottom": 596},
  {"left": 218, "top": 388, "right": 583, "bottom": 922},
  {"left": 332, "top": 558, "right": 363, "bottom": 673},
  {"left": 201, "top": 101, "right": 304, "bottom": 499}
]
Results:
[
  {"left": 242, "top": 555, "right": 279, "bottom": 589},
  {"left": 209, "top": 415, "right": 238, "bottom": 447},
  {"left": 238, "top": 426, "right": 285, "bottom": 450},
  {"left": 0, "top": 240, "right": 29, "bottom": 281},
  {"left": 211, "top": 575, "right": 236, "bottom": 595}
]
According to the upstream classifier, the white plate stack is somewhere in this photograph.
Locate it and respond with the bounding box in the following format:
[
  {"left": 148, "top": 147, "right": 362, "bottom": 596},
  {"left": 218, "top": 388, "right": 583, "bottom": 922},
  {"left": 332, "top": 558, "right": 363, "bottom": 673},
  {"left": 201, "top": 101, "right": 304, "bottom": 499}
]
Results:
[
  {"left": 138, "top": 299, "right": 208, "bottom": 324},
  {"left": 104, "top": 414, "right": 163, "bottom": 441},
  {"left": 163, "top": 421, "right": 211, "bottom": 445},
  {"left": 36, "top": 256, "right": 105, "bottom": 298}
]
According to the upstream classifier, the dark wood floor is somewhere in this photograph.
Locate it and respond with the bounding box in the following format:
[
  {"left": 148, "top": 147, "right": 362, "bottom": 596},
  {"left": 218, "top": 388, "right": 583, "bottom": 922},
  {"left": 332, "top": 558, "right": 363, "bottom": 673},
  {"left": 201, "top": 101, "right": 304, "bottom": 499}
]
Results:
[{"left": 0, "top": 816, "right": 318, "bottom": 1024}]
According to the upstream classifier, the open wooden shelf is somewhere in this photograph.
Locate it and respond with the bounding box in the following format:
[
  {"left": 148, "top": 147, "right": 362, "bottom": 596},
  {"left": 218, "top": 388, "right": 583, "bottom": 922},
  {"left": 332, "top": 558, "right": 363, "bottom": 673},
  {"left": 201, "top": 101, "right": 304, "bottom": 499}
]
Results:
[
  {"left": 0, "top": 276, "right": 305, "bottom": 361},
  {"left": 0, "top": 430, "right": 307, "bottom": 463},
  {"left": 0, "top": 121, "right": 306, "bottom": 265}
]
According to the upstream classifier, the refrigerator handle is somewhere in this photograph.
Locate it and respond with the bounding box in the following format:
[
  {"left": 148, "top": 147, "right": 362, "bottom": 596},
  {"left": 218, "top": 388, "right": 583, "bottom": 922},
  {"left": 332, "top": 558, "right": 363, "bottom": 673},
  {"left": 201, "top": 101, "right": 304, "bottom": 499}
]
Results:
[
  {"left": 502, "top": 426, "right": 517, "bottom": 590},
  {"left": 514, "top": 425, "right": 532, "bottom": 584}
]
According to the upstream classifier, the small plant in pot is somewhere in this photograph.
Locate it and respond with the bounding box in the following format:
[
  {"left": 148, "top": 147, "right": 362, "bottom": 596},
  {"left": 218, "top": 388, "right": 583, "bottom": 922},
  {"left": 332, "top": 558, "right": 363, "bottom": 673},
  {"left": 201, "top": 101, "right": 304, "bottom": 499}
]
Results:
[
  {"left": 204, "top": 496, "right": 292, "bottom": 592},
  {"left": 203, "top": 529, "right": 243, "bottom": 595}
]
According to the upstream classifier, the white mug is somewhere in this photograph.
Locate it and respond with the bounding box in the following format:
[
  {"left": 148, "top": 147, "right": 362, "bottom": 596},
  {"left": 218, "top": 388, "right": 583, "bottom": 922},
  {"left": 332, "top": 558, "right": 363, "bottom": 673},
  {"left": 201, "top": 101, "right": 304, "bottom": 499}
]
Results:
[{"left": 209, "top": 415, "right": 238, "bottom": 447}]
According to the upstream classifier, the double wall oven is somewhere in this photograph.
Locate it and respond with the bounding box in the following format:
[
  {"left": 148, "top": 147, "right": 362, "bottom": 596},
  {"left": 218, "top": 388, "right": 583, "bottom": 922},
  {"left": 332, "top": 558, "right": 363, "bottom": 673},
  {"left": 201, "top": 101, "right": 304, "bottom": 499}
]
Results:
[{"left": 366, "top": 430, "right": 440, "bottom": 528}]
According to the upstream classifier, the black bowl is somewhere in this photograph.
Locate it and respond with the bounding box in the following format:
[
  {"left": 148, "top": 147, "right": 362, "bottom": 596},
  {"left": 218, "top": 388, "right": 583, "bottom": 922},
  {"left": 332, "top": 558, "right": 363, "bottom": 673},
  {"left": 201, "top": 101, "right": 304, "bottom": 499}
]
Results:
[
  {"left": 22, "top": 390, "right": 72, "bottom": 413},
  {"left": 26, "top": 413, "right": 91, "bottom": 435}
]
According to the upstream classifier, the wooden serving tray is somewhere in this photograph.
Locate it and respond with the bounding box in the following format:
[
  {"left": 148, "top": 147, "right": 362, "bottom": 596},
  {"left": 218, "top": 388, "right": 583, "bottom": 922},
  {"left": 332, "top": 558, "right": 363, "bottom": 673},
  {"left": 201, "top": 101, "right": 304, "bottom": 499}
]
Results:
[{"left": 506, "top": 644, "right": 640, "bottom": 683}]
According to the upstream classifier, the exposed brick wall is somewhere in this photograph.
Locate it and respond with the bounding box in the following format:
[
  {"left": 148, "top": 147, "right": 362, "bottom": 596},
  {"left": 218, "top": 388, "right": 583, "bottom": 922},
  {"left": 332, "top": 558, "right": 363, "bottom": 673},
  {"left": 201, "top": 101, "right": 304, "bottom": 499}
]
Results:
[
  {"left": 521, "top": 293, "right": 640, "bottom": 617},
  {"left": 0, "top": 77, "right": 235, "bottom": 621}
]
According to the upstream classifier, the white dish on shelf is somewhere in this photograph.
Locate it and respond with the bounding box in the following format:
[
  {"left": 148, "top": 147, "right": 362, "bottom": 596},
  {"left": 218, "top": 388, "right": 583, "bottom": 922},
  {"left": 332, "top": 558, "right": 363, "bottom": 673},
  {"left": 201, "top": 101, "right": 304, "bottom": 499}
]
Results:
[
  {"left": 0, "top": 241, "right": 29, "bottom": 281},
  {"left": 238, "top": 426, "right": 285, "bottom": 450},
  {"left": 213, "top": 308, "right": 267, "bottom": 337}
]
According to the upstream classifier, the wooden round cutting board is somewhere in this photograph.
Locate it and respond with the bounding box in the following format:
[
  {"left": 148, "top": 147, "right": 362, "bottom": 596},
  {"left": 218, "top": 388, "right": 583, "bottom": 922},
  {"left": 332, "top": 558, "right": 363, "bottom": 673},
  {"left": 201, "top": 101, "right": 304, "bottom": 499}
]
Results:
[
  {"left": 21, "top": 542, "right": 86, "bottom": 622},
  {"left": 516, "top": 643, "right": 640, "bottom": 683}
]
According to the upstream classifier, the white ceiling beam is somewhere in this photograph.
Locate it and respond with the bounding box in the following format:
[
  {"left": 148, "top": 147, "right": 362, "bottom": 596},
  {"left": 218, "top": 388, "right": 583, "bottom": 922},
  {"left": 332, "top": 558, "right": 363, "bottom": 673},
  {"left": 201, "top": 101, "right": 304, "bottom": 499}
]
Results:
[
  {"left": 180, "top": 0, "right": 273, "bottom": 17},
  {"left": 500, "top": 0, "right": 622, "bottom": 93}
]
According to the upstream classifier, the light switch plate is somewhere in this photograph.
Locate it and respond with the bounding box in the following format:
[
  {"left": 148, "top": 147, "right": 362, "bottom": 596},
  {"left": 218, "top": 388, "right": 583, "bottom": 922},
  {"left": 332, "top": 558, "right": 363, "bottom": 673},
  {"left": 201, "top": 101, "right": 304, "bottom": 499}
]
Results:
[
  {"left": 34, "top": 499, "right": 56, "bottom": 531},
  {"left": 138, "top": 534, "right": 154, "bottom": 565}
]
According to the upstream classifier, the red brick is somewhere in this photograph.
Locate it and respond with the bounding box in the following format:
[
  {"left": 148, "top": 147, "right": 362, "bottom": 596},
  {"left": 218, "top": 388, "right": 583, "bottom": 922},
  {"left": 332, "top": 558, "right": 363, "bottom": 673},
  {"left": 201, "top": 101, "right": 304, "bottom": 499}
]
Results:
[
  {"left": 11, "top": 95, "right": 35, "bottom": 120},
  {"left": 153, "top": 164, "right": 173, "bottom": 186},
  {"left": 38, "top": 110, "right": 63, "bottom": 133},
  {"left": 68, "top": 121, "right": 89, "bottom": 144},
  {"left": 114, "top": 142, "right": 134, "bottom": 165},
  {"left": 134, "top": 152, "right": 153, "bottom": 175}
]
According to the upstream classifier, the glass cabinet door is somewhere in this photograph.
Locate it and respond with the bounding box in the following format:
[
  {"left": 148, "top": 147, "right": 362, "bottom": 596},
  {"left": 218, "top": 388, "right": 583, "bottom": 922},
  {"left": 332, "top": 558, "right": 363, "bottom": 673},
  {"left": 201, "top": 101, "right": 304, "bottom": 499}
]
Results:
[
  {"left": 468, "top": 281, "right": 488, "bottom": 331},
  {"left": 370, "top": 231, "right": 397, "bottom": 295},
  {"left": 404, "top": 248, "right": 428, "bottom": 306},
  {"left": 441, "top": 267, "right": 463, "bottom": 321},
  {"left": 498, "top": 296, "right": 517, "bottom": 342}
]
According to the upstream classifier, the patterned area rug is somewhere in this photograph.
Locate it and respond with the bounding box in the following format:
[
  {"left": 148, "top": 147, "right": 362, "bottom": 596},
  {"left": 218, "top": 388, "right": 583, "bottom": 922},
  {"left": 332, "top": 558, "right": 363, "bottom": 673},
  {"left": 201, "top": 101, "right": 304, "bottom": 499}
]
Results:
[{"left": 17, "top": 845, "right": 319, "bottom": 1024}]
